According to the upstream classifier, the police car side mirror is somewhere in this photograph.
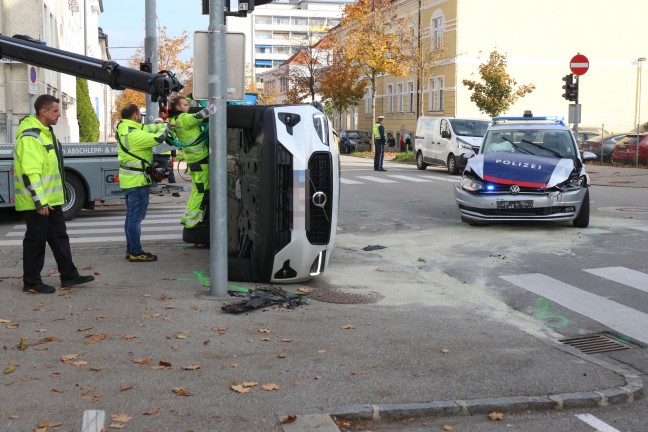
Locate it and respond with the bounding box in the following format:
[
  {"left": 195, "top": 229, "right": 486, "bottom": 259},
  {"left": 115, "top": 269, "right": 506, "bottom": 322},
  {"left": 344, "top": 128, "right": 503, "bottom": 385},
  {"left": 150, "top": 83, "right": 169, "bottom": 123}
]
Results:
[{"left": 441, "top": 130, "right": 451, "bottom": 139}]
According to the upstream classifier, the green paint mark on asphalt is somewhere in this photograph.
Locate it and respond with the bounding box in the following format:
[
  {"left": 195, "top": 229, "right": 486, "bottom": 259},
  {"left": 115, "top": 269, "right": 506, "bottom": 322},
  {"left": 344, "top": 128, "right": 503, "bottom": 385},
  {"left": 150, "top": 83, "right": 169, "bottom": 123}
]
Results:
[
  {"left": 533, "top": 297, "right": 570, "bottom": 330},
  {"left": 176, "top": 272, "right": 250, "bottom": 291}
]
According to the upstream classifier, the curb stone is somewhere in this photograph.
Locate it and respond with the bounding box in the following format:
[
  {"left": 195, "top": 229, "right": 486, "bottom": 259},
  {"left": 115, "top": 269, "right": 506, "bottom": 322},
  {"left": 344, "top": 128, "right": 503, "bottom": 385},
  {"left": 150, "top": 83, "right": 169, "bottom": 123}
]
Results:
[{"left": 277, "top": 334, "right": 643, "bottom": 429}]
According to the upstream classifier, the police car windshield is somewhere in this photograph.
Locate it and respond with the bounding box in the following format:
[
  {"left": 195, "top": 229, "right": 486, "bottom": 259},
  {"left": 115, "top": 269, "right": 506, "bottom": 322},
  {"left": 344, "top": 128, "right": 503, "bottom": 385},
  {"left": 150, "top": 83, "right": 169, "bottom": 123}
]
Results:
[
  {"left": 449, "top": 119, "right": 489, "bottom": 137},
  {"left": 482, "top": 129, "right": 576, "bottom": 158}
]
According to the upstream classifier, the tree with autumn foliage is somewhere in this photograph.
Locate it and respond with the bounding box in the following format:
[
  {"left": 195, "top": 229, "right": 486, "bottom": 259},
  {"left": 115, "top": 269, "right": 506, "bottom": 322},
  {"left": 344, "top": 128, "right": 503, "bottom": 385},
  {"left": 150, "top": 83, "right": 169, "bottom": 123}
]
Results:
[
  {"left": 319, "top": 49, "right": 367, "bottom": 127},
  {"left": 113, "top": 26, "right": 192, "bottom": 123},
  {"left": 462, "top": 50, "right": 535, "bottom": 118},
  {"left": 333, "top": 0, "right": 414, "bottom": 149},
  {"left": 410, "top": 31, "right": 445, "bottom": 118},
  {"left": 246, "top": 78, "right": 279, "bottom": 105}
]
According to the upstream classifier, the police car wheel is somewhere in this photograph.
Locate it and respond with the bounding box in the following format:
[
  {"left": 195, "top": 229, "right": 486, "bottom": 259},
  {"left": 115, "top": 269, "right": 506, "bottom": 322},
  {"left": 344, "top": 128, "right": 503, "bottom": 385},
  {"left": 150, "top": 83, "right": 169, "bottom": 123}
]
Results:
[{"left": 573, "top": 190, "right": 590, "bottom": 228}]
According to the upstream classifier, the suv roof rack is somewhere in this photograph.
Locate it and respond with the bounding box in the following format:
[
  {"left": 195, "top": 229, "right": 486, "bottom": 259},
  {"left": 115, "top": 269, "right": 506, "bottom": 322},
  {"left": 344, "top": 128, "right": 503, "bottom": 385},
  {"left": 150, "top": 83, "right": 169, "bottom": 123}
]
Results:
[{"left": 492, "top": 116, "right": 566, "bottom": 126}]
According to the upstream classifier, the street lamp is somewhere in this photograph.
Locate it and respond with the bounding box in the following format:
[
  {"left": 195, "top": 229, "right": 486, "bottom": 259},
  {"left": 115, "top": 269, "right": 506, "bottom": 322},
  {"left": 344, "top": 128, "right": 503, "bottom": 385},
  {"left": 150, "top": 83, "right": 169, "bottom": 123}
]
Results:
[{"left": 635, "top": 57, "right": 646, "bottom": 165}]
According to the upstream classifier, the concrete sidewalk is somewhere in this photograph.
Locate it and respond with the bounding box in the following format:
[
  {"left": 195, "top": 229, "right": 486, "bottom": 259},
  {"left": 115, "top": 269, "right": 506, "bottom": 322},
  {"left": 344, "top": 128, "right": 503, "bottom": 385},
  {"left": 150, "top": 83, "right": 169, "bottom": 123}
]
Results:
[
  {"left": 585, "top": 162, "right": 648, "bottom": 188},
  {"left": 0, "top": 236, "right": 643, "bottom": 431}
]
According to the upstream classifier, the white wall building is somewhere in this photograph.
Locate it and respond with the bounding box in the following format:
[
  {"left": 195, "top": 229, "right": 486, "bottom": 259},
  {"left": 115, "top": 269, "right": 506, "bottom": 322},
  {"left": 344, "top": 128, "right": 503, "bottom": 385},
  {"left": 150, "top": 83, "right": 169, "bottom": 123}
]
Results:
[
  {"left": 0, "top": 0, "right": 113, "bottom": 143},
  {"left": 227, "top": 0, "right": 350, "bottom": 82}
]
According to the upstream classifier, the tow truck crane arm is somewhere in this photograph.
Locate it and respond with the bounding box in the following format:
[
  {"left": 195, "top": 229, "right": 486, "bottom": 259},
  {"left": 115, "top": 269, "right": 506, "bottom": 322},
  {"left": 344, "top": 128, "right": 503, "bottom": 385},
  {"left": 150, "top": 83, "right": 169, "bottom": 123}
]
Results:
[{"left": 0, "top": 34, "right": 183, "bottom": 102}]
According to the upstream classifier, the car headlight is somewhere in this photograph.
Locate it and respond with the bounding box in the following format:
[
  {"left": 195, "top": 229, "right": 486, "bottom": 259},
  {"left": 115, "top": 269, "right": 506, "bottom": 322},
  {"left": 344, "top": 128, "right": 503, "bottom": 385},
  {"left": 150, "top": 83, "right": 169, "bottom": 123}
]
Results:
[
  {"left": 457, "top": 139, "right": 473, "bottom": 151},
  {"left": 555, "top": 176, "right": 584, "bottom": 191},
  {"left": 460, "top": 175, "right": 484, "bottom": 192}
]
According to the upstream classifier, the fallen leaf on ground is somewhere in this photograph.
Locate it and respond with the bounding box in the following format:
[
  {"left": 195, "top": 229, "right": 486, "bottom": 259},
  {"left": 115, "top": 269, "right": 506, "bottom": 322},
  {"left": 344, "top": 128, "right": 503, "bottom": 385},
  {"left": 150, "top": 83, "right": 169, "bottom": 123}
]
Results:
[
  {"left": 0, "top": 319, "right": 11, "bottom": 323},
  {"left": 212, "top": 327, "right": 227, "bottom": 334},
  {"left": 18, "top": 337, "right": 28, "bottom": 351},
  {"left": 182, "top": 363, "right": 201, "bottom": 370},
  {"left": 280, "top": 415, "right": 297, "bottom": 424},
  {"left": 317, "top": 349, "right": 327, "bottom": 353},
  {"left": 86, "top": 333, "right": 107, "bottom": 340},
  {"left": 108, "top": 423, "right": 126, "bottom": 429},
  {"left": 4, "top": 362, "right": 18, "bottom": 375},
  {"left": 132, "top": 358, "right": 153, "bottom": 365},
  {"left": 230, "top": 384, "right": 251, "bottom": 394},
  {"left": 175, "top": 334, "right": 188, "bottom": 339},
  {"left": 488, "top": 411, "right": 504, "bottom": 421},
  {"left": 121, "top": 335, "right": 137, "bottom": 340},
  {"left": 89, "top": 366, "right": 103, "bottom": 372},
  {"left": 281, "top": 338, "right": 292, "bottom": 342},
  {"left": 51, "top": 388, "right": 64, "bottom": 393},
  {"left": 121, "top": 385, "right": 133, "bottom": 392},
  {"left": 67, "top": 360, "right": 89, "bottom": 367},
  {"left": 36, "top": 328, "right": 47, "bottom": 333},
  {"left": 441, "top": 425, "right": 454, "bottom": 431},
  {"left": 21, "top": 374, "right": 38, "bottom": 381},
  {"left": 9, "top": 415, "right": 19, "bottom": 420},
  {"left": 111, "top": 414, "right": 133, "bottom": 423},
  {"left": 260, "top": 337, "right": 270, "bottom": 341},
  {"left": 440, "top": 348, "right": 450, "bottom": 354},
  {"left": 231, "top": 363, "right": 238, "bottom": 368},
  {"left": 340, "top": 325, "right": 355, "bottom": 330},
  {"left": 158, "top": 361, "right": 172, "bottom": 368},
  {"left": 351, "top": 371, "right": 367, "bottom": 376},
  {"left": 61, "top": 354, "right": 78, "bottom": 362},
  {"left": 297, "top": 287, "right": 311, "bottom": 293},
  {"left": 258, "top": 328, "right": 271, "bottom": 333},
  {"left": 277, "top": 354, "right": 286, "bottom": 359},
  {"left": 144, "top": 408, "right": 160, "bottom": 415},
  {"left": 261, "top": 383, "right": 280, "bottom": 391},
  {"left": 172, "top": 387, "right": 191, "bottom": 396},
  {"left": 78, "top": 327, "right": 93, "bottom": 332}
]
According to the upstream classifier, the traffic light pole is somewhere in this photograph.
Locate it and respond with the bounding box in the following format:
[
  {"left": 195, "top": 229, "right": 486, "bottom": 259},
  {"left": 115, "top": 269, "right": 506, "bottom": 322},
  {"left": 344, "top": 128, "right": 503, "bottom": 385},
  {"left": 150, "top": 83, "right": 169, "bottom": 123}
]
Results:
[{"left": 573, "top": 75, "right": 579, "bottom": 136}]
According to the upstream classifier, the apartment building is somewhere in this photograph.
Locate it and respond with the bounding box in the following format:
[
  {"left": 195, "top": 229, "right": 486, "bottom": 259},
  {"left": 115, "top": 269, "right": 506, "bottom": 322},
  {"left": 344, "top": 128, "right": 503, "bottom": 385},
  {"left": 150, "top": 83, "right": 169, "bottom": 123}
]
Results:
[
  {"left": 0, "top": 0, "right": 113, "bottom": 143},
  {"left": 336, "top": 0, "right": 648, "bottom": 142},
  {"left": 227, "top": 0, "right": 351, "bottom": 81}
]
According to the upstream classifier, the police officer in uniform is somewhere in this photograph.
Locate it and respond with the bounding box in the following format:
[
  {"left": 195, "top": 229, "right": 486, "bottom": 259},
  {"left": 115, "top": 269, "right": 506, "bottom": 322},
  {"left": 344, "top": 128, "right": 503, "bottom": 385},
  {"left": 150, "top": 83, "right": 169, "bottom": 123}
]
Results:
[
  {"left": 13, "top": 94, "right": 95, "bottom": 293},
  {"left": 116, "top": 104, "right": 171, "bottom": 262},
  {"left": 373, "top": 115, "right": 387, "bottom": 171}
]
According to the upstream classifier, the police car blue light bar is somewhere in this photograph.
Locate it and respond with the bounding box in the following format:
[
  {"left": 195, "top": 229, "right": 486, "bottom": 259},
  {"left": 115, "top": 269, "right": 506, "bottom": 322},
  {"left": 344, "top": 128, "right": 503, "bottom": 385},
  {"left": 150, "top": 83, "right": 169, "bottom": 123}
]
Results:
[{"left": 492, "top": 116, "right": 565, "bottom": 126}]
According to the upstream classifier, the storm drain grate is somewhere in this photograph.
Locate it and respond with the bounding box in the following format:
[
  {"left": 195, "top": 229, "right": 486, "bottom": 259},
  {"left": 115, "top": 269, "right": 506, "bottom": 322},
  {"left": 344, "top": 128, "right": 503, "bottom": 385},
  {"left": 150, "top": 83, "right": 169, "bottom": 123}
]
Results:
[{"left": 560, "top": 333, "right": 640, "bottom": 354}]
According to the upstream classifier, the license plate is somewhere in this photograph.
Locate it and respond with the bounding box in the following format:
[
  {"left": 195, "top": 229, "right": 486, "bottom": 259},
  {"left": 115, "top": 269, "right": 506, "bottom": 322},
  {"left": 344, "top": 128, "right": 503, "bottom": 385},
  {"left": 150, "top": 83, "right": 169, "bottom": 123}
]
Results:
[{"left": 497, "top": 200, "right": 533, "bottom": 209}]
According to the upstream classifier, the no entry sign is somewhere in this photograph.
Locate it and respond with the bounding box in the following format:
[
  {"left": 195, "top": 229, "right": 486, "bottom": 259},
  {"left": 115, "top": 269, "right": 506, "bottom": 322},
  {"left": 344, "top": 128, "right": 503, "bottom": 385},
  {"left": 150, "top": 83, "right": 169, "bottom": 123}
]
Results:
[{"left": 570, "top": 54, "right": 589, "bottom": 76}]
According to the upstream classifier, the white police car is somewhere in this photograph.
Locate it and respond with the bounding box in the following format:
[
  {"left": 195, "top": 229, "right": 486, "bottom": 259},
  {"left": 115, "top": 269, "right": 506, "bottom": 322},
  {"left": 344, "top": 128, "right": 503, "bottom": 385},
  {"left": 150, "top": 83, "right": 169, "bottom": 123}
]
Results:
[{"left": 454, "top": 115, "right": 597, "bottom": 227}]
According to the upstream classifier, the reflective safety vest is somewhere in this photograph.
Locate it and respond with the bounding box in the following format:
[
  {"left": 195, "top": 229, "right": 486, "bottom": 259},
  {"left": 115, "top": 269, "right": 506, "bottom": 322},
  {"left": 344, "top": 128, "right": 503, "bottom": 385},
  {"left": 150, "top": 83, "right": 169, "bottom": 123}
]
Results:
[
  {"left": 169, "top": 108, "right": 209, "bottom": 164},
  {"left": 373, "top": 122, "right": 384, "bottom": 140},
  {"left": 116, "top": 119, "right": 170, "bottom": 189},
  {"left": 13, "top": 115, "right": 66, "bottom": 211}
]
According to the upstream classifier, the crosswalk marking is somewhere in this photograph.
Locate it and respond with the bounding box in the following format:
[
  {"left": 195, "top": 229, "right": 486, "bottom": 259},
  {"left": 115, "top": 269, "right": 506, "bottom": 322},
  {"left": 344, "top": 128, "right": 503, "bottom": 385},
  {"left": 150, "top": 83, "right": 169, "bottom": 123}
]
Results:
[
  {"left": 0, "top": 210, "right": 184, "bottom": 247},
  {"left": 584, "top": 267, "right": 648, "bottom": 294},
  {"left": 355, "top": 175, "right": 398, "bottom": 183},
  {"left": 340, "top": 178, "right": 363, "bottom": 184},
  {"left": 629, "top": 226, "right": 648, "bottom": 232},
  {"left": 421, "top": 175, "right": 460, "bottom": 183},
  {"left": 386, "top": 175, "right": 434, "bottom": 182},
  {"left": 499, "top": 273, "right": 648, "bottom": 344},
  {"left": 575, "top": 414, "right": 620, "bottom": 432}
]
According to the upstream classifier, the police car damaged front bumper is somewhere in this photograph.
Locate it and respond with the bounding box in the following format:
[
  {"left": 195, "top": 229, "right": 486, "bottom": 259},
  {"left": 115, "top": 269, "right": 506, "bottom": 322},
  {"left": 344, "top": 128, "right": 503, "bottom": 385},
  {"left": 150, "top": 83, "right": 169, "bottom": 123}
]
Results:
[{"left": 454, "top": 152, "right": 589, "bottom": 224}]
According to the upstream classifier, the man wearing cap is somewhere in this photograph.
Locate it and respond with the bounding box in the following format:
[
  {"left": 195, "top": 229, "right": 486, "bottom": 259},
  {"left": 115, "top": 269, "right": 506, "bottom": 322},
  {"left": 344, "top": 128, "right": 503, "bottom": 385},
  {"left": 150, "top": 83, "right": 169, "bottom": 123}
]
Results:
[{"left": 373, "top": 115, "right": 387, "bottom": 171}]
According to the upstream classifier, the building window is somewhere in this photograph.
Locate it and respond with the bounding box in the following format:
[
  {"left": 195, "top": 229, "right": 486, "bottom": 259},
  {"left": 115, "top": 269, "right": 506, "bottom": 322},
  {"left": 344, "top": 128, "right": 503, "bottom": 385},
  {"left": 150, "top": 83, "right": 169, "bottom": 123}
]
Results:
[
  {"left": 255, "top": 59, "right": 273, "bottom": 69},
  {"left": 310, "top": 17, "right": 326, "bottom": 26},
  {"left": 274, "top": 16, "right": 290, "bottom": 25},
  {"left": 430, "top": 12, "right": 444, "bottom": 50},
  {"left": 292, "top": 32, "right": 308, "bottom": 40},
  {"left": 256, "top": 31, "right": 272, "bottom": 39},
  {"left": 255, "top": 16, "right": 272, "bottom": 25},
  {"left": 386, "top": 84, "right": 393, "bottom": 113},
  {"left": 397, "top": 83, "right": 404, "bottom": 113},
  {"left": 408, "top": 81, "right": 415, "bottom": 112},
  {"left": 292, "top": 17, "right": 308, "bottom": 26},
  {"left": 280, "top": 77, "right": 289, "bottom": 93},
  {"left": 428, "top": 76, "right": 444, "bottom": 112},
  {"left": 273, "top": 31, "right": 290, "bottom": 40},
  {"left": 255, "top": 45, "right": 272, "bottom": 54},
  {"left": 274, "top": 45, "right": 291, "bottom": 55},
  {"left": 273, "top": 60, "right": 284, "bottom": 68},
  {"left": 364, "top": 87, "right": 371, "bottom": 115}
]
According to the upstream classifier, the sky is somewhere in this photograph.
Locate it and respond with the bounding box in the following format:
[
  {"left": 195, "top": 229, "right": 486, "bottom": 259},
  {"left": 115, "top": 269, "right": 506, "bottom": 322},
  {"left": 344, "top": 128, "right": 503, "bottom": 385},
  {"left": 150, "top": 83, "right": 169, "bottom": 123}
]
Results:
[{"left": 99, "top": 0, "right": 210, "bottom": 66}]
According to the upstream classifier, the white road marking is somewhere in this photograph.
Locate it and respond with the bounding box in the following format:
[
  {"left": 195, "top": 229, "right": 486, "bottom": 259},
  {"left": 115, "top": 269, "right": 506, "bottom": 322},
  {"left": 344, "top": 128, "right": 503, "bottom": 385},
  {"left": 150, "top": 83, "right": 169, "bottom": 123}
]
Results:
[
  {"left": 12, "top": 215, "right": 183, "bottom": 230},
  {"left": 499, "top": 273, "right": 648, "bottom": 344},
  {"left": 420, "top": 175, "right": 460, "bottom": 182},
  {"left": 0, "top": 233, "right": 183, "bottom": 247},
  {"left": 584, "top": 267, "right": 648, "bottom": 294},
  {"left": 82, "top": 410, "right": 105, "bottom": 432},
  {"left": 575, "top": 414, "right": 620, "bottom": 432},
  {"left": 629, "top": 226, "right": 648, "bottom": 232},
  {"left": 340, "top": 178, "right": 363, "bottom": 184},
  {"left": 355, "top": 176, "right": 398, "bottom": 183},
  {"left": 386, "top": 175, "right": 434, "bottom": 182},
  {"left": 7, "top": 225, "right": 184, "bottom": 236}
]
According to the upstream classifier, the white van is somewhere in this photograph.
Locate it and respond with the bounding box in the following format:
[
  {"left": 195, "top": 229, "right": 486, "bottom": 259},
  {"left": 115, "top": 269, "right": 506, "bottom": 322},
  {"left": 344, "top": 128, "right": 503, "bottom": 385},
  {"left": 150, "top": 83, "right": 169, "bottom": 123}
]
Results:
[{"left": 414, "top": 117, "right": 489, "bottom": 174}]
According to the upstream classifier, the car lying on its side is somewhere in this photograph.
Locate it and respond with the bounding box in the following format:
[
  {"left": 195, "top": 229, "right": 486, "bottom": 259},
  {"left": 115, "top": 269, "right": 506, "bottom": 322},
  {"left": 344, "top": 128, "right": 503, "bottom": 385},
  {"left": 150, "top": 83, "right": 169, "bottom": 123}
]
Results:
[{"left": 455, "top": 115, "right": 597, "bottom": 227}]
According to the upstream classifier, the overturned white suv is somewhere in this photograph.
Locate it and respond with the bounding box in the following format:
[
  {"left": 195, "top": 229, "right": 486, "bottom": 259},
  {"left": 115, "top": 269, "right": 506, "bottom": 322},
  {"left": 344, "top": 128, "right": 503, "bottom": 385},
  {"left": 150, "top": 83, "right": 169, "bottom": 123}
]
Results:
[
  {"left": 183, "top": 104, "right": 340, "bottom": 283},
  {"left": 455, "top": 116, "right": 596, "bottom": 227}
]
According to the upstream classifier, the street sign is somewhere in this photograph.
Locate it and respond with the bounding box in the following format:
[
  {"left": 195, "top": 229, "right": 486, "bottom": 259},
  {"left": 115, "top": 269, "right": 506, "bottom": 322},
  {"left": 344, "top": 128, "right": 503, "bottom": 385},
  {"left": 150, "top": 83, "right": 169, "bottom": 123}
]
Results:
[
  {"left": 570, "top": 54, "right": 589, "bottom": 76},
  {"left": 28, "top": 65, "right": 38, "bottom": 94}
]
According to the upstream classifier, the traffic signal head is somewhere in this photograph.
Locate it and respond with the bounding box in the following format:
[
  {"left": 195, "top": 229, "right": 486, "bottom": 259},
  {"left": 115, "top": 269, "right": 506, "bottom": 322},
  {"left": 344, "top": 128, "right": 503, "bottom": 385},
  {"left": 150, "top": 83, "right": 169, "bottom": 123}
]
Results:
[
  {"left": 140, "top": 61, "right": 152, "bottom": 73},
  {"left": 203, "top": 0, "right": 275, "bottom": 17},
  {"left": 562, "top": 73, "right": 578, "bottom": 102}
]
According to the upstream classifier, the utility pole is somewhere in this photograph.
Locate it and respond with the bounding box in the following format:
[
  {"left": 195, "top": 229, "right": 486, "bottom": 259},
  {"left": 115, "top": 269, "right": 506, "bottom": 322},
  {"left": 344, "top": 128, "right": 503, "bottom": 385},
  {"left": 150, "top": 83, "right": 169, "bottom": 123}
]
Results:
[
  {"left": 144, "top": 0, "right": 158, "bottom": 122},
  {"left": 208, "top": 0, "right": 229, "bottom": 296}
]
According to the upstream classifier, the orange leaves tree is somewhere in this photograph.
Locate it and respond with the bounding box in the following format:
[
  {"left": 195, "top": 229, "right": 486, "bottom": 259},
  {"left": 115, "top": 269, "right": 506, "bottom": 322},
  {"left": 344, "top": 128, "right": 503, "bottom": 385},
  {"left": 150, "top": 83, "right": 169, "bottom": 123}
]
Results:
[
  {"left": 333, "top": 0, "right": 413, "bottom": 148},
  {"left": 319, "top": 49, "right": 367, "bottom": 127},
  {"left": 113, "top": 26, "right": 192, "bottom": 123}
]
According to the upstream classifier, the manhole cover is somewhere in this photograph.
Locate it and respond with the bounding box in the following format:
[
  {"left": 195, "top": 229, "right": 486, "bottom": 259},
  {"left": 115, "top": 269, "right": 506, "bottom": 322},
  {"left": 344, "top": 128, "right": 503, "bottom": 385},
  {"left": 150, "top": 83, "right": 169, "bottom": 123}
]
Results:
[
  {"left": 560, "top": 332, "right": 640, "bottom": 354},
  {"left": 312, "top": 287, "right": 382, "bottom": 304}
]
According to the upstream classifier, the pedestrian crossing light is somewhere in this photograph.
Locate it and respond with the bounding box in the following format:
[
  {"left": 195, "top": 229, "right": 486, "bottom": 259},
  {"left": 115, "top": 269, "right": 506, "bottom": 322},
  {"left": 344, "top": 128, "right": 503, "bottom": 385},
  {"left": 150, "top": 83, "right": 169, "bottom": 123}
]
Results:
[{"left": 562, "top": 73, "right": 578, "bottom": 102}]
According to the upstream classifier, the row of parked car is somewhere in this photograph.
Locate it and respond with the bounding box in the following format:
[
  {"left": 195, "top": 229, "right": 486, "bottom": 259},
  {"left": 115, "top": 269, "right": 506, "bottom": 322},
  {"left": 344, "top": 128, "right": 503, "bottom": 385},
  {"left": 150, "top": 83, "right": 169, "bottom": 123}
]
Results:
[{"left": 578, "top": 131, "right": 648, "bottom": 164}]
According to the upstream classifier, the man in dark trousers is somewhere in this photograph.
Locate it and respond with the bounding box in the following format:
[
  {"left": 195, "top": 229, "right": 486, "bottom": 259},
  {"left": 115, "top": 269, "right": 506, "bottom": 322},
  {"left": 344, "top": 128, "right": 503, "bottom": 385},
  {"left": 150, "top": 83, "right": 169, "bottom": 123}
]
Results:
[
  {"left": 373, "top": 115, "right": 387, "bottom": 171},
  {"left": 13, "top": 94, "right": 95, "bottom": 294}
]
